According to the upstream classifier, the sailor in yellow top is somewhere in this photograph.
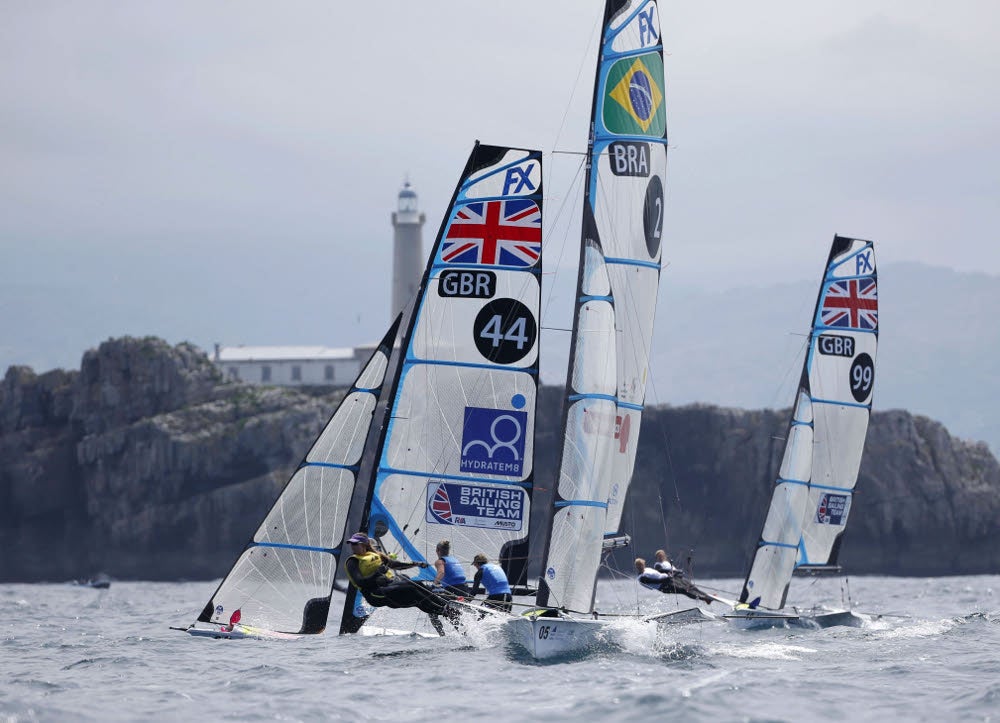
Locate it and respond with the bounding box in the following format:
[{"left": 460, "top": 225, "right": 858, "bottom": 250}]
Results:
[{"left": 344, "top": 532, "right": 460, "bottom": 636}]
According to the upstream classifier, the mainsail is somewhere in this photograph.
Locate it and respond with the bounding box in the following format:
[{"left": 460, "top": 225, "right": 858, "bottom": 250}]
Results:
[
  {"left": 194, "top": 317, "right": 402, "bottom": 635},
  {"left": 339, "top": 143, "right": 544, "bottom": 632},
  {"left": 739, "top": 235, "right": 878, "bottom": 611},
  {"left": 536, "top": 0, "right": 666, "bottom": 614}
]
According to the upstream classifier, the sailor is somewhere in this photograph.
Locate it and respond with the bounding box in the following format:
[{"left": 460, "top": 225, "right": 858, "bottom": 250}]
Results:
[
  {"left": 634, "top": 557, "right": 714, "bottom": 604},
  {"left": 652, "top": 549, "right": 678, "bottom": 574},
  {"left": 344, "top": 532, "right": 460, "bottom": 635},
  {"left": 433, "top": 540, "right": 470, "bottom": 597},
  {"left": 469, "top": 553, "right": 512, "bottom": 613}
]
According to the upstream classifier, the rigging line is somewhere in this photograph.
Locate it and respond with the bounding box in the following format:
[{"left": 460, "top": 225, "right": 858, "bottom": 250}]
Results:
[
  {"left": 550, "top": 10, "right": 602, "bottom": 155},
  {"left": 540, "top": 154, "right": 587, "bottom": 329}
]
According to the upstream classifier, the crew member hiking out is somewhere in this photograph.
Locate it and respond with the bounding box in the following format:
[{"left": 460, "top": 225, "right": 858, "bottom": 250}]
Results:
[
  {"left": 634, "top": 557, "right": 715, "bottom": 604},
  {"left": 344, "top": 532, "right": 461, "bottom": 636}
]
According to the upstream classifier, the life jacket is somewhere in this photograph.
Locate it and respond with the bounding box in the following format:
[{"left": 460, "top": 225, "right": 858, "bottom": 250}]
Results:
[
  {"left": 347, "top": 551, "right": 393, "bottom": 592},
  {"left": 638, "top": 567, "right": 665, "bottom": 590},
  {"left": 439, "top": 555, "right": 467, "bottom": 587},
  {"left": 480, "top": 563, "right": 511, "bottom": 596}
]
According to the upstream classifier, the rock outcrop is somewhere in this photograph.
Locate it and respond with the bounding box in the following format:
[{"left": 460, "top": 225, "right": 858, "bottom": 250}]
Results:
[{"left": 1, "top": 337, "right": 998, "bottom": 582}]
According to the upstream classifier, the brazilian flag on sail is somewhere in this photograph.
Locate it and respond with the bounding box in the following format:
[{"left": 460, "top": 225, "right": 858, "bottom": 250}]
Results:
[{"left": 602, "top": 52, "right": 665, "bottom": 137}]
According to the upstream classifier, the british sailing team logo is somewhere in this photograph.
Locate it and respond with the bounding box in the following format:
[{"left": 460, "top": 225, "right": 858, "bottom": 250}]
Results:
[
  {"left": 426, "top": 481, "right": 525, "bottom": 530},
  {"left": 815, "top": 493, "right": 850, "bottom": 525},
  {"left": 459, "top": 406, "right": 528, "bottom": 476},
  {"left": 604, "top": 52, "right": 665, "bottom": 136}
]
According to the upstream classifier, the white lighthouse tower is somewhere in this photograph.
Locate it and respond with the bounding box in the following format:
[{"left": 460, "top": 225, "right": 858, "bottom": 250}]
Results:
[{"left": 390, "top": 181, "right": 426, "bottom": 319}]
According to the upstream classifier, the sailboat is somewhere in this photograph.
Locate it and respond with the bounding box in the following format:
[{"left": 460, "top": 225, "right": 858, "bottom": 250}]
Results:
[
  {"left": 507, "top": 0, "right": 671, "bottom": 658},
  {"left": 179, "top": 142, "right": 544, "bottom": 639},
  {"left": 723, "top": 234, "right": 878, "bottom": 629}
]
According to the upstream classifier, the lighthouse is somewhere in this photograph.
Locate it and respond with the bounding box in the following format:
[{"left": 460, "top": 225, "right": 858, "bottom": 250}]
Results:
[{"left": 390, "top": 181, "right": 426, "bottom": 319}]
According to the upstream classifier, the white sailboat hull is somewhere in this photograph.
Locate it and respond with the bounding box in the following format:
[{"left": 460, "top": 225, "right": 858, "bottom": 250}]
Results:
[
  {"left": 506, "top": 614, "right": 609, "bottom": 660},
  {"left": 722, "top": 608, "right": 801, "bottom": 630},
  {"left": 645, "top": 607, "right": 722, "bottom": 625},
  {"left": 723, "top": 607, "right": 869, "bottom": 630}
]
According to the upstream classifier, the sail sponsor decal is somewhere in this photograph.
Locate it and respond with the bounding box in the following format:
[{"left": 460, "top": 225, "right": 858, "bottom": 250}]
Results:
[
  {"left": 815, "top": 493, "right": 850, "bottom": 525},
  {"left": 460, "top": 405, "right": 528, "bottom": 476},
  {"left": 849, "top": 353, "right": 875, "bottom": 403},
  {"left": 501, "top": 162, "right": 538, "bottom": 195},
  {"left": 636, "top": 2, "right": 659, "bottom": 48},
  {"left": 608, "top": 482, "right": 621, "bottom": 508},
  {"left": 426, "top": 481, "right": 525, "bottom": 530},
  {"left": 473, "top": 298, "right": 537, "bottom": 364},
  {"left": 581, "top": 408, "right": 631, "bottom": 454},
  {"left": 442, "top": 199, "right": 541, "bottom": 267},
  {"left": 608, "top": 141, "right": 651, "bottom": 177},
  {"left": 821, "top": 278, "right": 878, "bottom": 330},
  {"left": 437, "top": 269, "right": 496, "bottom": 299},
  {"left": 853, "top": 247, "right": 875, "bottom": 276},
  {"left": 643, "top": 175, "right": 664, "bottom": 257},
  {"left": 603, "top": 52, "right": 665, "bottom": 136},
  {"left": 817, "top": 334, "right": 855, "bottom": 357}
]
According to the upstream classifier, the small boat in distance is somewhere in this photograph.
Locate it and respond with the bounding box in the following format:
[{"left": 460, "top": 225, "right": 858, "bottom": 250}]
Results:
[
  {"left": 72, "top": 574, "right": 111, "bottom": 589},
  {"left": 724, "top": 234, "right": 878, "bottom": 629}
]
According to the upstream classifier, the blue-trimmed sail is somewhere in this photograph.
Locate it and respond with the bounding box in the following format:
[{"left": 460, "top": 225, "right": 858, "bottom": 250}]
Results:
[
  {"left": 537, "top": 0, "right": 666, "bottom": 614},
  {"left": 338, "top": 143, "right": 543, "bottom": 631},
  {"left": 739, "top": 235, "right": 878, "bottom": 611},
  {"left": 194, "top": 317, "right": 401, "bottom": 634}
]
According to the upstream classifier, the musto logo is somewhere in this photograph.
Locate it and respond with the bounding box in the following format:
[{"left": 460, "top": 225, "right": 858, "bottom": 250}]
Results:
[
  {"left": 815, "top": 493, "right": 850, "bottom": 525},
  {"left": 460, "top": 406, "right": 528, "bottom": 476},
  {"left": 426, "top": 482, "right": 525, "bottom": 530}
]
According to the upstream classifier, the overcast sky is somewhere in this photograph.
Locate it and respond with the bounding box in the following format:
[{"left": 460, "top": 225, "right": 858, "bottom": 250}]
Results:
[{"left": 2, "top": 1, "right": 998, "bottom": 372}]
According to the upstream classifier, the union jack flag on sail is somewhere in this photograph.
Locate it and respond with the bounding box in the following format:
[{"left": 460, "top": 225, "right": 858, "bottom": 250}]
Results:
[
  {"left": 821, "top": 278, "right": 878, "bottom": 330},
  {"left": 442, "top": 199, "right": 541, "bottom": 267}
]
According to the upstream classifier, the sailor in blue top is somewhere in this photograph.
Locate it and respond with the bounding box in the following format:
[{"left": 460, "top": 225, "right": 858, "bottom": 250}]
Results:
[
  {"left": 470, "top": 553, "right": 512, "bottom": 612},
  {"left": 433, "top": 540, "right": 470, "bottom": 597}
]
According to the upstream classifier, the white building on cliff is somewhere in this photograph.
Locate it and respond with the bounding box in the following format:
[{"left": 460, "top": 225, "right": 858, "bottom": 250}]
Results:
[{"left": 213, "top": 181, "right": 425, "bottom": 386}]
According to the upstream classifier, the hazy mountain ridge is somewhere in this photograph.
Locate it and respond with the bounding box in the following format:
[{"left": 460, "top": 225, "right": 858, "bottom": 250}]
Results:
[
  {"left": 653, "top": 262, "right": 1000, "bottom": 455},
  {"left": 1, "top": 336, "right": 998, "bottom": 582}
]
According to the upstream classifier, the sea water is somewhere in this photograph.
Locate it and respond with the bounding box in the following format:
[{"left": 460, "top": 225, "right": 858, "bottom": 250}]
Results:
[{"left": 1, "top": 575, "right": 997, "bottom": 722}]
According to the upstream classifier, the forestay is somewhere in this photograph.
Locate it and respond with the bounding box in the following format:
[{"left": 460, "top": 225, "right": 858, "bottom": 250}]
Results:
[
  {"left": 339, "top": 143, "right": 544, "bottom": 631},
  {"left": 195, "top": 319, "right": 401, "bottom": 635},
  {"left": 739, "top": 235, "right": 878, "bottom": 611},
  {"left": 536, "top": 0, "right": 667, "bottom": 614}
]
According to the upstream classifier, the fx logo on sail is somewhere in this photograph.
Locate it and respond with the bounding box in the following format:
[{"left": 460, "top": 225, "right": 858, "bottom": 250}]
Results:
[
  {"left": 502, "top": 163, "right": 537, "bottom": 195},
  {"left": 855, "top": 250, "right": 874, "bottom": 275},
  {"left": 637, "top": 5, "right": 659, "bottom": 47},
  {"left": 459, "top": 406, "right": 528, "bottom": 477}
]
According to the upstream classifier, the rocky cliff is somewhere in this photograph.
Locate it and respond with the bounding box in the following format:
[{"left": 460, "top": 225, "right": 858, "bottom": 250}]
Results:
[{"left": 2, "top": 337, "right": 998, "bottom": 582}]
